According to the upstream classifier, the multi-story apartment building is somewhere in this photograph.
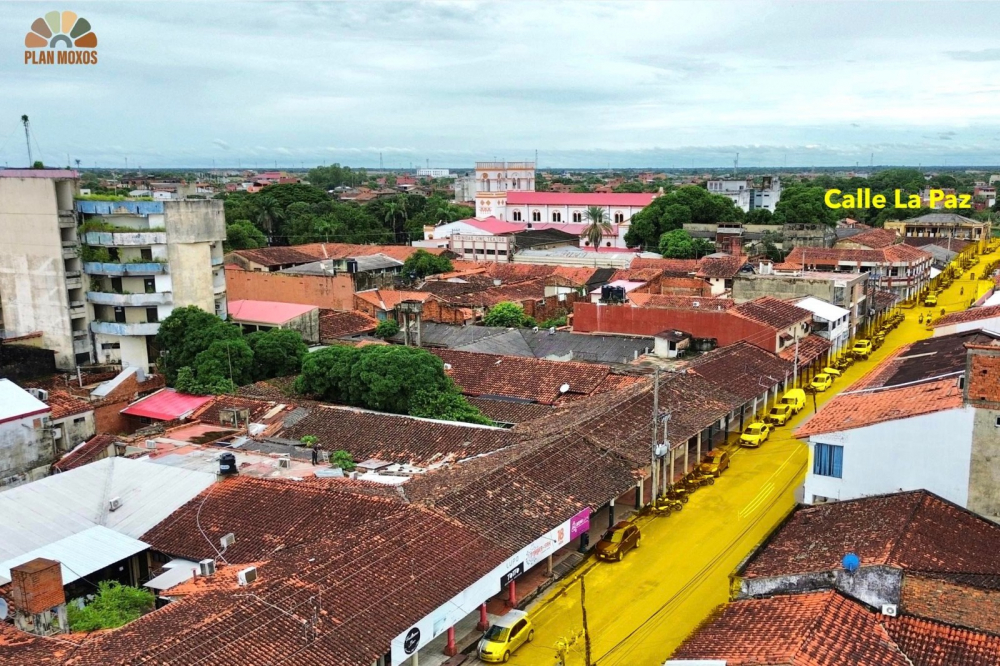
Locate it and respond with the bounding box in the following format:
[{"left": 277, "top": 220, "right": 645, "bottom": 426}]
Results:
[
  {"left": 0, "top": 169, "right": 91, "bottom": 369},
  {"left": 706, "top": 176, "right": 782, "bottom": 212},
  {"left": 78, "top": 199, "right": 226, "bottom": 372}
]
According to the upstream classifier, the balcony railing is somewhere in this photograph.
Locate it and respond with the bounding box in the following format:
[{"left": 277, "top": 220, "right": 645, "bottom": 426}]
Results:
[
  {"left": 69, "top": 303, "right": 87, "bottom": 318},
  {"left": 211, "top": 255, "right": 224, "bottom": 266},
  {"left": 61, "top": 242, "right": 78, "bottom": 259},
  {"left": 91, "top": 320, "right": 161, "bottom": 336},
  {"left": 84, "top": 261, "right": 168, "bottom": 276},
  {"left": 87, "top": 291, "right": 172, "bottom": 307},
  {"left": 83, "top": 231, "right": 167, "bottom": 246},
  {"left": 65, "top": 276, "right": 83, "bottom": 290}
]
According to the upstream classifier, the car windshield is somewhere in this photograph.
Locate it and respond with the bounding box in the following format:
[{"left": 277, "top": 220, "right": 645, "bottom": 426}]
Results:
[
  {"left": 484, "top": 625, "right": 510, "bottom": 642},
  {"left": 770, "top": 406, "right": 788, "bottom": 413},
  {"left": 605, "top": 530, "right": 624, "bottom": 543},
  {"left": 746, "top": 425, "right": 761, "bottom": 434},
  {"left": 815, "top": 375, "right": 828, "bottom": 381}
]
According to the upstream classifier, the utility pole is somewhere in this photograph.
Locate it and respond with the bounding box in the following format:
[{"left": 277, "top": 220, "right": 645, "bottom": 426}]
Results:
[
  {"left": 793, "top": 333, "right": 799, "bottom": 386},
  {"left": 21, "top": 115, "right": 32, "bottom": 166},
  {"left": 650, "top": 366, "right": 659, "bottom": 504},
  {"left": 660, "top": 412, "right": 672, "bottom": 496}
]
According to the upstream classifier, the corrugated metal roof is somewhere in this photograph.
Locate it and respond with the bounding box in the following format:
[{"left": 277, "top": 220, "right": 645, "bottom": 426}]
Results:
[
  {"left": 145, "top": 559, "right": 199, "bottom": 591},
  {"left": 121, "top": 388, "right": 213, "bottom": 420},
  {"left": 0, "top": 526, "right": 148, "bottom": 585},
  {"left": 0, "top": 457, "right": 215, "bottom": 562},
  {"left": 0, "top": 379, "right": 50, "bottom": 425},
  {"left": 228, "top": 299, "right": 318, "bottom": 325}
]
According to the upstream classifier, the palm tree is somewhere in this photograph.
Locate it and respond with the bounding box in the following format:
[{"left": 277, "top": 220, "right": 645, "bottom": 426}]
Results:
[
  {"left": 255, "top": 195, "right": 284, "bottom": 239},
  {"left": 583, "top": 206, "right": 613, "bottom": 249}
]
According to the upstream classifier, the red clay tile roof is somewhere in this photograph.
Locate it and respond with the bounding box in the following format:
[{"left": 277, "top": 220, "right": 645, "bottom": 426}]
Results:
[
  {"left": 932, "top": 304, "right": 1000, "bottom": 328},
  {"left": 0, "top": 622, "right": 86, "bottom": 665},
  {"left": 847, "top": 227, "right": 900, "bottom": 249},
  {"left": 779, "top": 334, "right": 832, "bottom": 366},
  {"left": 465, "top": 397, "right": 556, "bottom": 425},
  {"left": 687, "top": 341, "right": 793, "bottom": 402},
  {"left": 741, "top": 490, "right": 1000, "bottom": 579},
  {"left": 785, "top": 244, "right": 931, "bottom": 267},
  {"left": 231, "top": 246, "right": 318, "bottom": 267},
  {"left": 354, "top": 289, "right": 433, "bottom": 311},
  {"left": 696, "top": 254, "right": 746, "bottom": 279},
  {"left": 629, "top": 257, "right": 699, "bottom": 274},
  {"left": 191, "top": 395, "right": 278, "bottom": 426},
  {"left": 431, "top": 348, "right": 616, "bottom": 404},
  {"left": 292, "top": 242, "right": 447, "bottom": 262},
  {"left": 733, "top": 296, "right": 812, "bottom": 330},
  {"left": 610, "top": 268, "right": 662, "bottom": 282},
  {"left": 901, "top": 571, "right": 1000, "bottom": 636},
  {"left": 51, "top": 434, "right": 117, "bottom": 473},
  {"left": 46, "top": 390, "right": 93, "bottom": 420},
  {"left": 795, "top": 378, "right": 962, "bottom": 437},
  {"left": 673, "top": 589, "right": 1000, "bottom": 666},
  {"left": 318, "top": 309, "right": 378, "bottom": 341},
  {"left": 275, "top": 403, "right": 516, "bottom": 466},
  {"left": 883, "top": 613, "right": 1000, "bottom": 666},
  {"left": 627, "top": 293, "right": 734, "bottom": 310},
  {"left": 672, "top": 591, "right": 912, "bottom": 666}
]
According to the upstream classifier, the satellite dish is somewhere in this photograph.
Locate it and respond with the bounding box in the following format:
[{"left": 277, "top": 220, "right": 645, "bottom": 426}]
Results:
[
  {"left": 842, "top": 552, "right": 860, "bottom": 573},
  {"left": 559, "top": 383, "right": 570, "bottom": 394},
  {"left": 0, "top": 598, "right": 8, "bottom": 621}
]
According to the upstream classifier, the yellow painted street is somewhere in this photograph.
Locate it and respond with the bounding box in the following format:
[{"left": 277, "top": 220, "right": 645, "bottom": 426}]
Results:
[{"left": 516, "top": 245, "right": 1000, "bottom": 666}]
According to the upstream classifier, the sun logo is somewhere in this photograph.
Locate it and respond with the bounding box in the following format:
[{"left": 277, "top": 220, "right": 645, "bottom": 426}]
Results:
[{"left": 25, "top": 11, "right": 97, "bottom": 49}]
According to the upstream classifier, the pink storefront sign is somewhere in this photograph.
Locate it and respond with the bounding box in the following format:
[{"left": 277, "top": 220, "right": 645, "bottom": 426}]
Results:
[{"left": 569, "top": 508, "right": 590, "bottom": 540}]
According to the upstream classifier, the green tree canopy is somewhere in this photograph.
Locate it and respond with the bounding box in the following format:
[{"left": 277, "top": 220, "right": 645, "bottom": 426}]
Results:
[
  {"left": 224, "top": 219, "right": 267, "bottom": 251},
  {"left": 246, "top": 328, "right": 308, "bottom": 381},
  {"left": 658, "top": 229, "right": 714, "bottom": 258},
  {"left": 374, "top": 319, "right": 401, "bottom": 339},
  {"left": 296, "top": 344, "right": 488, "bottom": 424},
  {"left": 744, "top": 208, "right": 775, "bottom": 225},
  {"left": 483, "top": 301, "right": 532, "bottom": 328},
  {"left": 402, "top": 249, "right": 453, "bottom": 279},
  {"left": 624, "top": 186, "right": 743, "bottom": 249},
  {"left": 67, "top": 581, "right": 155, "bottom": 632},
  {"left": 771, "top": 185, "right": 838, "bottom": 226},
  {"left": 155, "top": 306, "right": 241, "bottom": 384}
]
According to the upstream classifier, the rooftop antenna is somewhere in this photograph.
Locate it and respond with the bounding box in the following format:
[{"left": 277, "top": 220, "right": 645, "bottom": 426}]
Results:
[{"left": 21, "top": 115, "right": 32, "bottom": 166}]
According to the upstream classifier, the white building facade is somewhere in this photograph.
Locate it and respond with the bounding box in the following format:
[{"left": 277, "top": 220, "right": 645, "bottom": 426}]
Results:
[
  {"left": 79, "top": 199, "right": 226, "bottom": 372},
  {"left": 707, "top": 176, "right": 782, "bottom": 212},
  {"left": 474, "top": 161, "right": 536, "bottom": 219},
  {"left": 793, "top": 297, "right": 851, "bottom": 354},
  {"left": 0, "top": 380, "right": 54, "bottom": 490}
]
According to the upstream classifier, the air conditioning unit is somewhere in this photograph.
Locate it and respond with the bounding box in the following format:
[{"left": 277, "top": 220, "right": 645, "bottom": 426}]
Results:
[
  {"left": 145, "top": 439, "right": 158, "bottom": 449},
  {"left": 881, "top": 604, "right": 898, "bottom": 617},
  {"left": 237, "top": 566, "right": 258, "bottom": 586},
  {"left": 199, "top": 559, "right": 216, "bottom": 576},
  {"left": 108, "top": 497, "right": 122, "bottom": 512},
  {"left": 52, "top": 426, "right": 62, "bottom": 439},
  {"left": 220, "top": 532, "right": 236, "bottom": 549},
  {"left": 29, "top": 388, "right": 49, "bottom": 402},
  {"left": 277, "top": 456, "right": 291, "bottom": 469}
]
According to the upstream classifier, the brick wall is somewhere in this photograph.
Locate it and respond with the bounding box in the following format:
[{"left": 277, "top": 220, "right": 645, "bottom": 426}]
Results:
[
  {"left": 522, "top": 292, "right": 582, "bottom": 322},
  {"left": 901, "top": 573, "right": 1000, "bottom": 635},
  {"left": 572, "top": 302, "right": 777, "bottom": 351},
  {"left": 93, "top": 374, "right": 165, "bottom": 436},
  {"left": 11, "top": 559, "right": 64, "bottom": 613},
  {"left": 225, "top": 266, "right": 356, "bottom": 311}
]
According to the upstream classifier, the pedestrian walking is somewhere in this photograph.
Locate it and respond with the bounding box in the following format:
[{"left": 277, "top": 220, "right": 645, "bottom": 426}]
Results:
[
  {"left": 311, "top": 442, "right": 319, "bottom": 465},
  {"left": 918, "top": 313, "right": 923, "bottom": 324}
]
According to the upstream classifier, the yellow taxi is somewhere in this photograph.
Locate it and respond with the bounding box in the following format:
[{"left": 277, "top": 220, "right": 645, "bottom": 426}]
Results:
[
  {"left": 739, "top": 422, "right": 771, "bottom": 448},
  {"left": 478, "top": 610, "right": 533, "bottom": 663},
  {"left": 822, "top": 366, "right": 842, "bottom": 378},
  {"left": 924, "top": 294, "right": 938, "bottom": 307},
  {"left": 852, "top": 340, "right": 873, "bottom": 359},
  {"left": 810, "top": 373, "right": 834, "bottom": 392}
]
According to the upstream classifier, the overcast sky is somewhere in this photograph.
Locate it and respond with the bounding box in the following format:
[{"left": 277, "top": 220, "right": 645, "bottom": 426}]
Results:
[{"left": 3, "top": 1, "right": 1000, "bottom": 169}]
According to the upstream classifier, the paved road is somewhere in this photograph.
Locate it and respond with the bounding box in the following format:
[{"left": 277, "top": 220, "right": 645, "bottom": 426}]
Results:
[{"left": 515, "top": 246, "right": 1000, "bottom": 666}]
